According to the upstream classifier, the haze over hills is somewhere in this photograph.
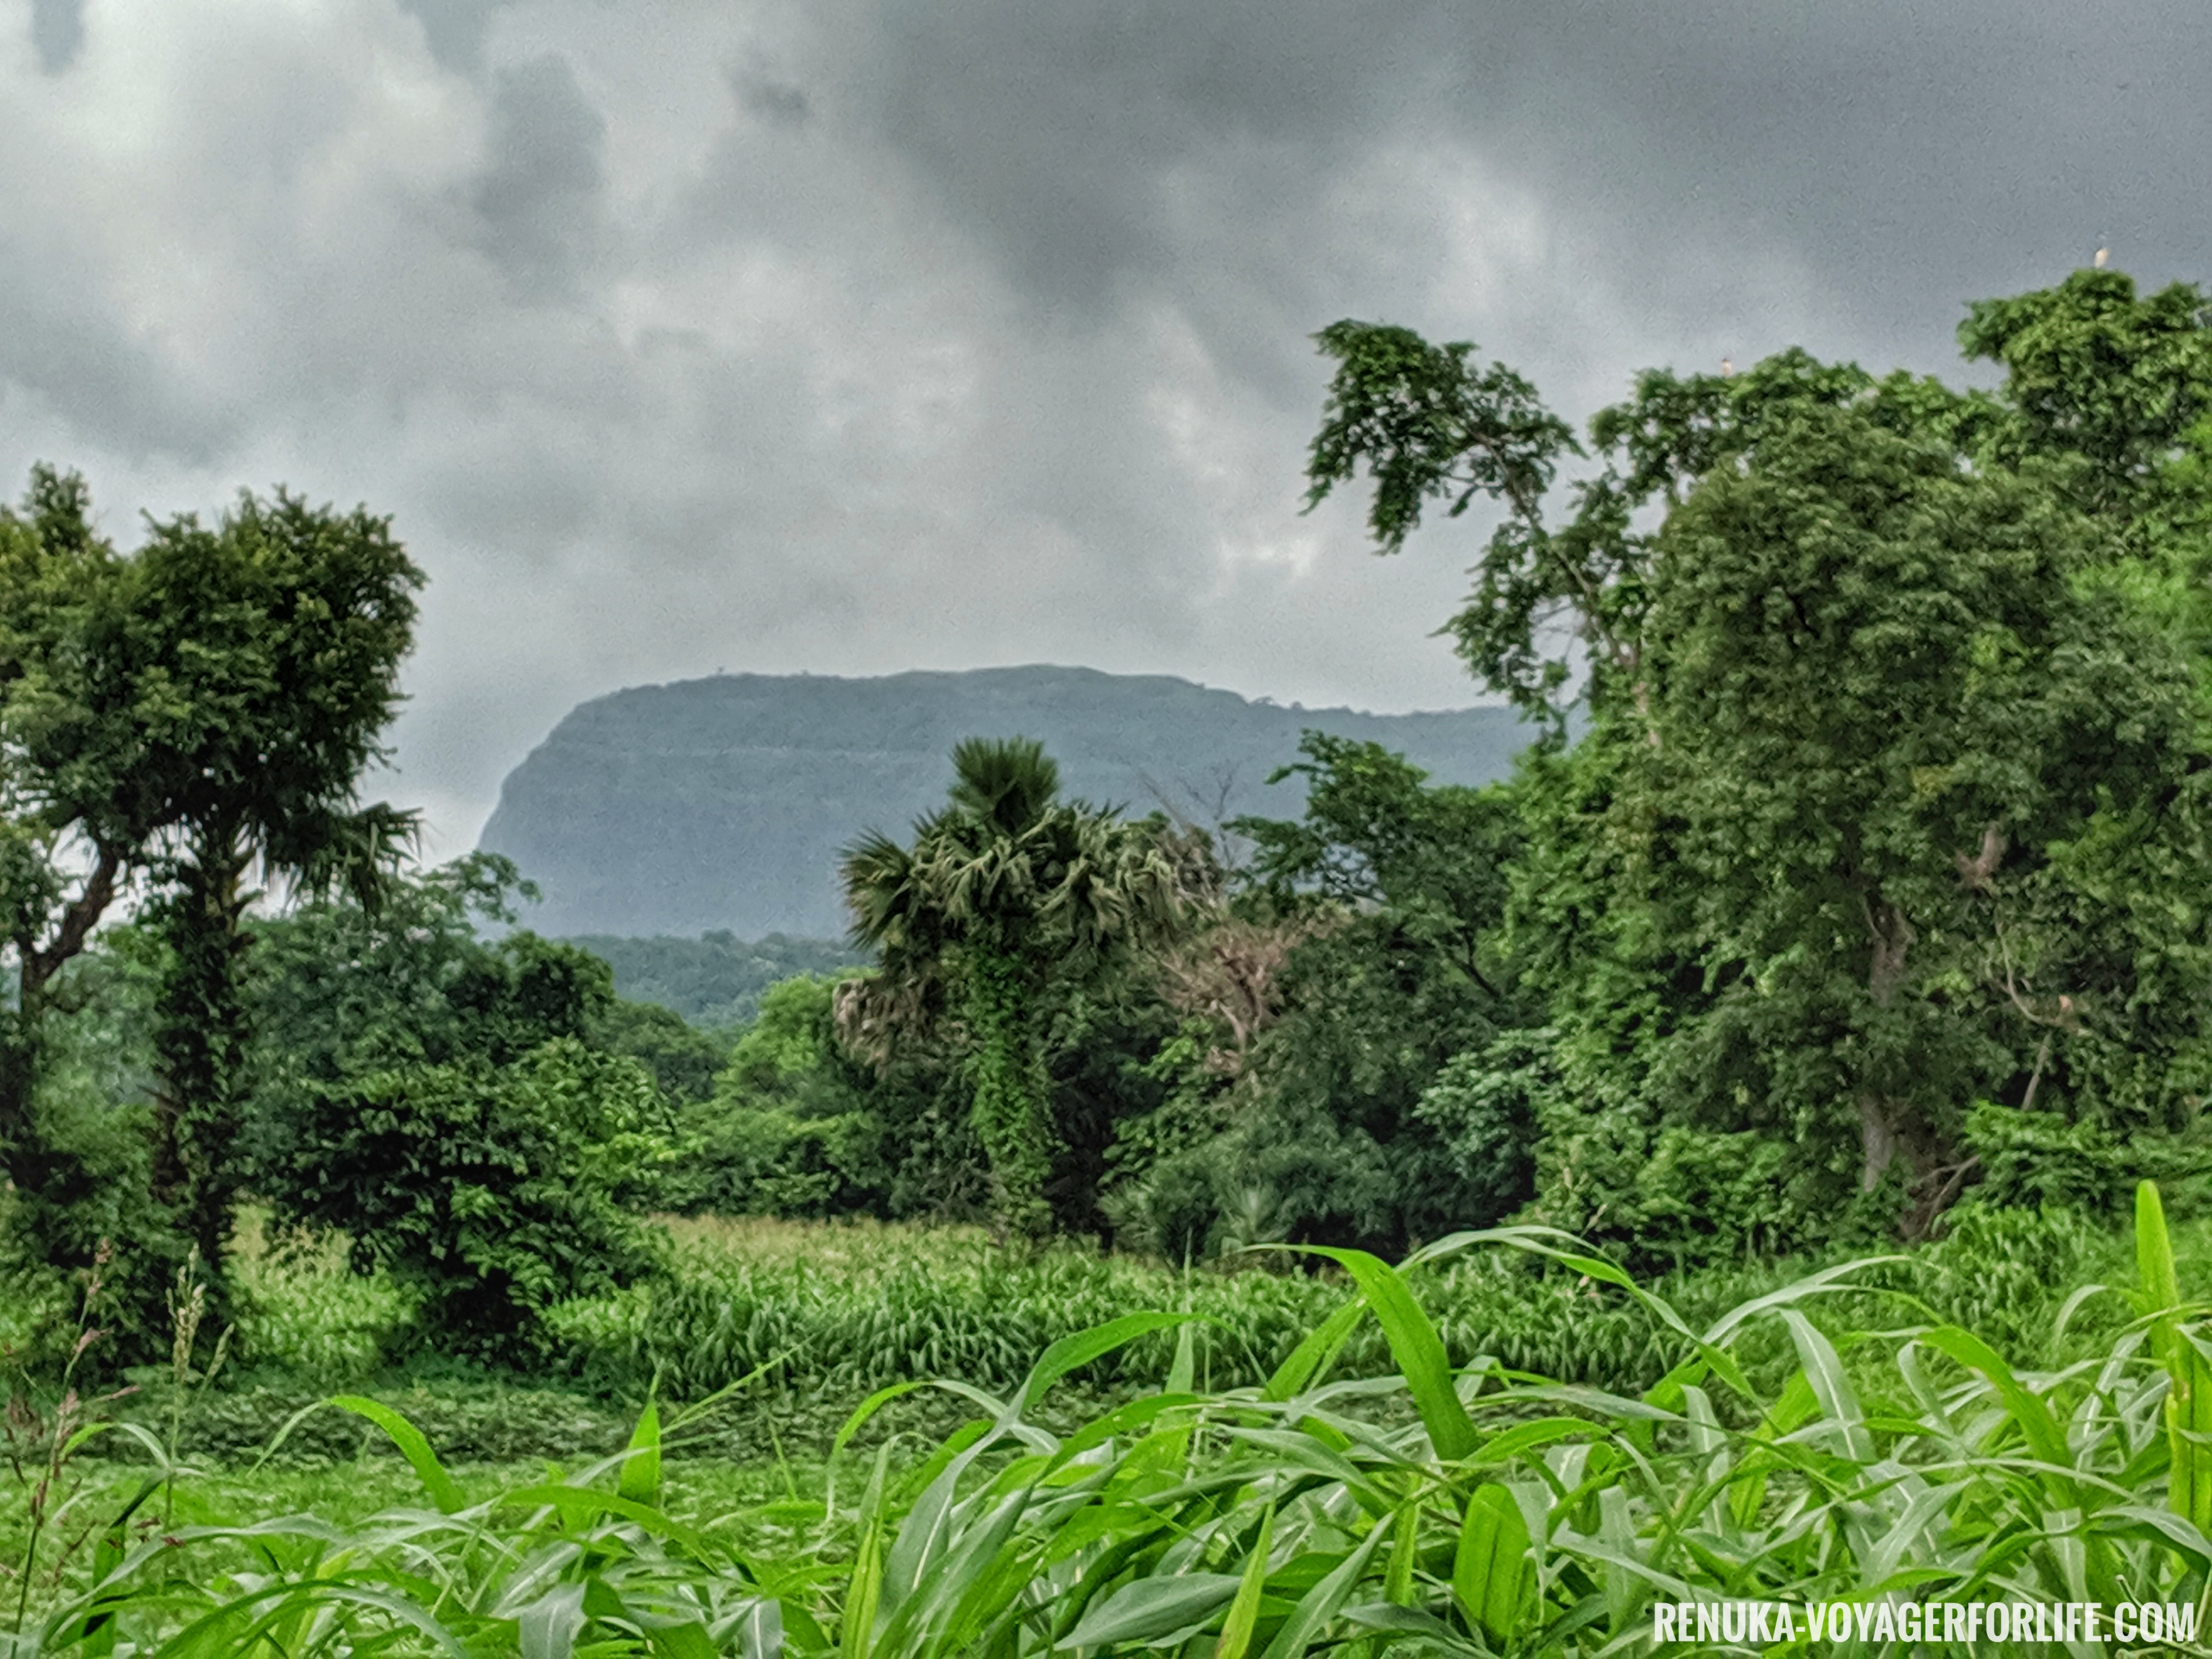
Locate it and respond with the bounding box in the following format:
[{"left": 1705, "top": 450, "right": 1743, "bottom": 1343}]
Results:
[{"left": 479, "top": 667, "right": 1530, "bottom": 940}]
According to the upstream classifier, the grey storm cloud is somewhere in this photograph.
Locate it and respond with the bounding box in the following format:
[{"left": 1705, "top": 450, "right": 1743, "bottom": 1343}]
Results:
[
  {"left": 470, "top": 53, "right": 607, "bottom": 296},
  {"left": 27, "top": 0, "right": 78, "bottom": 71},
  {"left": 396, "top": 0, "right": 514, "bottom": 75},
  {"left": 729, "top": 51, "right": 810, "bottom": 131},
  {"left": 3, "top": 0, "right": 2209, "bottom": 859}
]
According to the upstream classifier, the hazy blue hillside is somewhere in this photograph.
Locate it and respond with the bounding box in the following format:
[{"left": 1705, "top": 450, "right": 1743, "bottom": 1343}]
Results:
[
  {"left": 567, "top": 933, "right": 862, "bottom": 1029},
  {"left": 482, "top": 665, "right": 1529, "bottom": 938}
]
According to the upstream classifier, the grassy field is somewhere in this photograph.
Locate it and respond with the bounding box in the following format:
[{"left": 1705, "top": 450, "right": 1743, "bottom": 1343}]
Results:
[{"left": 3, "top": 1199, "right": 2210, "bottom": 1651}]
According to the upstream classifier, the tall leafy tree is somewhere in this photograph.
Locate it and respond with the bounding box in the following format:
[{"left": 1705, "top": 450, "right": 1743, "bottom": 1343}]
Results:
[
  {"left": 838, "top": 738, "right": 1182, "bottom": 1239},
  {"left": 127, "top": 490, "right": 422, "bottom": 1286},
  {"left": 0, "top": 469, "right": 140, "bottom": 1278},
  {"left": 0, "top": 467, "right": 421, "bottom": 1325},
  {"left": 1636, "top": 391, "right": 2199, "bottom": 1209},
  {"left": 1304, "top": 269, "right": 2212, "bottom": 1245}
]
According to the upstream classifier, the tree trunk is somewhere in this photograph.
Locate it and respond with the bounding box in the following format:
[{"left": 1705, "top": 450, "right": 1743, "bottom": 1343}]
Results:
[
  {"left": 961, "top": 950, "right": 1057, "bottom": 1243},
  {"left": 151, "top": 831, "right": 256, "bottom": 1288},
  {"left": 1857, "top": 890, "right": 1917, "bottom": 1194}
]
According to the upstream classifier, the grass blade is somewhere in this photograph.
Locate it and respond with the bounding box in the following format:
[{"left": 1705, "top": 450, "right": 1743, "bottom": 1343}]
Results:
[
  {"left": 1215, "top": 1505, "right": 1275, "bottom": 1659},
  {"left": 328, "top": 1395, "right": 465, "bottom": 1514},
  {"left": 1297, "top": 1248, "right": 1475, "bottom": 1460}
]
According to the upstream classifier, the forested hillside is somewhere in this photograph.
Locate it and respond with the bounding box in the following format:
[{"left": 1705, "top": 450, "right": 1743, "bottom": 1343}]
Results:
[
  {"left": 562, "top": 931, "right": 861, "bottom": 1029},
  {"left": 477, "top": 665, "right": 1527, "bottom": 937}
]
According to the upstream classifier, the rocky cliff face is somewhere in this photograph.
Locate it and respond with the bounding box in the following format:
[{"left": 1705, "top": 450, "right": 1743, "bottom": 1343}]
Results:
[{"left": 479, "top": 665, "right": 1528, "bottom": 939}]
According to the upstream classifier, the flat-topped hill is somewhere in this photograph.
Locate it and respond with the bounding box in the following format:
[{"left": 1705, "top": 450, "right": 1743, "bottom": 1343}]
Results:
[{"left": 479, "top": 665, "right": 1527, "bottom": 939}]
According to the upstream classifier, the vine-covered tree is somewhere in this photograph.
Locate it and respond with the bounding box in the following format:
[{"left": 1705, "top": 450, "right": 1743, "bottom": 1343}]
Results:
[
  {"left": 837, "top": 738, "right": 1183, "bottom": 1239},
  {"left": 0, "top": 466, "right": 421, "bottom": 1340},
  {"left": 130, "top": 489, "right": 421, "bottom": 1293}
]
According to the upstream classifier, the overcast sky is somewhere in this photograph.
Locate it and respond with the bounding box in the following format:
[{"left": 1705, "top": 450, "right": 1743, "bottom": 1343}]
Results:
[{"left": 5, "top": 0, "right": 2206, "bottom": 856}]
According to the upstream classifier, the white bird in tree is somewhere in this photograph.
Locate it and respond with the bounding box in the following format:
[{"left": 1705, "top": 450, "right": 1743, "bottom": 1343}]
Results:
[
  {"left": 2094, "top": 241, "right": 2110, "bottom": 269},
  {"left": 1720, "top": 356, "right": 1734, "bottom": 378}
]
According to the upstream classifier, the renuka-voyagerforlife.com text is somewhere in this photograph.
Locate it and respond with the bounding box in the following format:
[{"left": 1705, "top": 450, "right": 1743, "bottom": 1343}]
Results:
[{"left": 1651, "top": 1598, "right": 2200, "bottom": 1646}]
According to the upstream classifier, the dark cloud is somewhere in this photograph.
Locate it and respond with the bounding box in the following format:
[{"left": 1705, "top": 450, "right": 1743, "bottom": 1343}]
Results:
[
  {"left": 397, "top": 0, "right": 514, "bottom": 75},
  {"left": 729, "top": 52, "right": 810, "bottom": 129},
  {"left": 833, "top": 0, "right": 2211, "bottom": 376},
  {"left": 845, "top": 1, "right": 1465, "bottom": 314},
  {"left": 5, "top": 0, "right": 2210, "bottom": 857},
  {"left": 29, "top": 0, "right": 82, "bottom": 72},
  {"left": 469, "top": 54, "right": 608, "bottom": 298}
]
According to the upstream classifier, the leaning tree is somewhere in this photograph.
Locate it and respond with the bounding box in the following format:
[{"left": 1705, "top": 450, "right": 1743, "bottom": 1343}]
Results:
[{"left": 837, "top": 737, "right": 1183, "bottom": 1240}]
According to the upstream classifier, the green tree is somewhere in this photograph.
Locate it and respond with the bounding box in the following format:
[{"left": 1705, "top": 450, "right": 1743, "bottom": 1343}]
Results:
[
  {"left": 247, "top": 857, "right": 673, "bottom": 1357},
  {"left": 590, "top": 998, "right": 730, "bottom": 1107},
  {"left": 125, "top": 488, "right": 421, "bottom": 1294},
  {"left": 245, "top": 855, "right": 616, "bottom": 1131},
  {"left": 1957, "top": 270, "right": 2212, "bottom": 522},
  {"left": 1305, "top": 269, "right": 2212, "bottom": 1248},
  {"left": 1135, "top": 736, "right": 1530, "bottom": 1256},
  {"left": 0, "top": 469, "right": 421, "bottom": 1323},
  {"left": 837, "top": 738, "right": 1183, "bottom": 1239},
  {"left": 0, "top": 468, "right": 143, "bottom": 1287},
  {"left": 674, "top": 973, "right": 883, "bottom": 1218},
  {"left": 265, "top": 1039, "right": 673, "bottom": 1359},
  {"left": 1638, "top": 390, "right": 2199, "bottom": 1208}
]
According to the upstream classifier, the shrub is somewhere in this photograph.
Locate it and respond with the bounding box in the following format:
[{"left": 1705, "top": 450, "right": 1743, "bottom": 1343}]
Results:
[{"left": 260, "top": 1038, "right": 674, "bottom": 1358}]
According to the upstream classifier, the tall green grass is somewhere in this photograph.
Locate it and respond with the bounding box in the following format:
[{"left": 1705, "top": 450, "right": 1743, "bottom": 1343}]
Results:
[
  {"left": 11, "top": 1194, "right": 2210, "bottom": 1654},
  {"left": 547, "top": 1202, "right": 2158, "bottom": 1409}
]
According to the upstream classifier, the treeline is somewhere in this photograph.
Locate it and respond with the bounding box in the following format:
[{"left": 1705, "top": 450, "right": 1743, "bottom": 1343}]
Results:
[
  {"left": 561, "top": 931, "right": 860, "bottom": 1030},
  {"left": 718, "top": 268, "right": 2212, "bottom": 1266},
  {"left": 7, "top": 266, "right": 2212, "bottom": 1370}
]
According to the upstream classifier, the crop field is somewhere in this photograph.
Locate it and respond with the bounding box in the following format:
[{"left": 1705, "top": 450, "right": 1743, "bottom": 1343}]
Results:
[{"left": 0, "top": 1195, "right": 2207, "bottom": 1653}]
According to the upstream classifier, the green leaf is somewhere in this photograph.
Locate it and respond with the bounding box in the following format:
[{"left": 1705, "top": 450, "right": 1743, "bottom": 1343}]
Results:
[
  {"left": 646, "top": 1623, "right": 721, "bottom": 1659},
  {"left": 618, "top": 1399, "right": 662, "bottom": 1508},
  {"left": 518, "top": 1583, "right": 588, "bottom": 1659},
  {"left": 1015, "top": 1312, "right": 1195, "bottom": 1415},
  {"left": 1060, "top": 1574, "right": 1244, "bottom": 1648},
  {"left": 1256, "top": 1523, "right": 1389, "bottom": 1659},
  {"left": 1168, "top": 1319, "right": 1197, "bottom": 1397},
  {"left": 1779, "top": 1310, "right": 1874, "bottom": 1464},
  {"left": 2140, "top": 1178, "right": 2184, "bottom": 1323},
  {"left": 1295, "top": 1247, "right": 1475, "bottom": 1459},
  {"left": 1915, "top": 1325, "right": 2072, "bottom": 1470},
  {"left": 329, "top": 1395, "right": 465, "bottom": 1514},
  {"left": 1452, "top": 1482, "right": 1531, "bottom": 1645},
  {"left": 1215, "top": 1505, "right": 1274, "bottom": 1659},
  {"left": 1262, "top": 1296, "right": 1364, "bottom": 1402}
]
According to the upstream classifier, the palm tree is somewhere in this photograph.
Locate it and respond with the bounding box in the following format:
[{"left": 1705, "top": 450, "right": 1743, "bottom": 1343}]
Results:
[{"left": 838, "top": 738, "right": 1183, "bottom": 1240}]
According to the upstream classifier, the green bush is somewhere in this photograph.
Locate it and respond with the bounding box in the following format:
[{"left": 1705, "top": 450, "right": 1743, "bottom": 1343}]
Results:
[
  {"left": 668, "top": 973, "right": 888, "bottom": 1217},
  {"left": 259, "top": 1039, "right": 675, "bottom": 1358}
]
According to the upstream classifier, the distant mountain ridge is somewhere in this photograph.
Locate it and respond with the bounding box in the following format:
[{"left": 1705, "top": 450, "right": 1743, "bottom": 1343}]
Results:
[{"left": 479, "top": 666, "right": 1530, "bottom": 939}]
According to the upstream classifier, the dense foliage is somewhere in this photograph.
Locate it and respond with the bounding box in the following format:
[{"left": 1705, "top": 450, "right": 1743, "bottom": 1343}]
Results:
[
  {"left": 644, "top": 268, "right": 2212, "bottom": 1269},
  {"left": 0, "top": 471, "right": 421, "bottom": 1351},
  {"left": 1280, "top": 270, "right": 2212, "bottom": 1259},
  {"left": 838, "top": 738, "right": 1184, "bottom": 1240}
]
